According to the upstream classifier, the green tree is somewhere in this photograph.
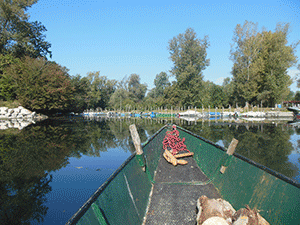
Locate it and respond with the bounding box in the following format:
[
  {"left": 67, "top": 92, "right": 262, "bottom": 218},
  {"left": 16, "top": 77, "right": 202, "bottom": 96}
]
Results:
[
  {"left": 108, "top": 74, "right": 147, "bottom": 110},
  {"left": 69, "top": 75, "right": 90, "bottom": 112},
  {"left": 230, "top": 21, "right": 263, "bottom": 105},
  {"left": 256, "top": 26, "right": 297, "bottom": 106},
  {"left": 222, "top": 77, "right": 235, "bottom": 107},
  {"left": 146, "top": 72, "right": 170, "bottom": 108},
  {"left": 209, "top": 83, "right": 224, "bottom": 108},
  {"left": 0, "top": 0, "right": 51, "bottom": 58},
  {"left": 0, "top": 53, "right": 19, "bottom": 100},
  {"left": 295, "top": 91, "right": 300, "bottom": 101},
  {"left": 127, "top": 73, "right": 147, "bottom": 101},
  {"left": 4, "top": 57, "right": 74, "bottom": 113},
  {"left": 152, "top": 72, "right": 170, "bottom": 98},
  {"left": 108, "top": 87, "right": 133, "bottom": 111},
  {"left": 168, "top": 27, "right": 210, "bottom": 107},
  {"left": 86, "top": 71, "right": 117, "bottom": 109},
  {"left": 230, "top": 21, "right": 299, "bottom": 106}
]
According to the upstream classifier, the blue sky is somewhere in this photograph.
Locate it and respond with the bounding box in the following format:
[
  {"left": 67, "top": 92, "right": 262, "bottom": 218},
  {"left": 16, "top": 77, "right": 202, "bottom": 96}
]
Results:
[{"left": 28, "top": 0, "right": 300, "bottom": 92}]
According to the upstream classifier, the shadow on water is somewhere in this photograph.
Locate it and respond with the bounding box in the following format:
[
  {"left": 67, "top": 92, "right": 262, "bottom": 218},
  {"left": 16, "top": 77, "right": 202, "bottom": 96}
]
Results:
[{"left": 0, "top": 116, "right": 299, "bottom": 224}]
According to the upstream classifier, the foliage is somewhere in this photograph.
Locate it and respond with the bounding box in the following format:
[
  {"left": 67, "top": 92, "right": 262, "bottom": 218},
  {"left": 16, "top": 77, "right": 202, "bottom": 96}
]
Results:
[
  {"left": 4, "top": 57, "right": 74, "bottom": 114},
  {"left": 207, "top": 82, "right": 225, "bottom": 108},
  {"left": 168, "top": 27, "right": 210, "bottom": 107},
  {"left": 285, "top": 90, "right": 294, "bottom": 101},
  {"left": 109, "top": 88, "right": 133, "bottom": 111},
  {"left": 222, "top": 77, "right": 235, "bottom": 107},
  {"left": 150, "top": 72, "right": 170, "bottom": 98},
  {"left": 230, "top": 21, "right": 299, "bottom": 106},
  {"left": 69, "top": 75, "right": 90, "bottom": 113},
  {"left": 109, "top": 74, "right": 147, "bottom": 110},
  {"left": 144, "top": 72, "right": 170, "bottom": 108},
  {"left": 295, "top": 91, "right": 300, "bottom": 101},
  {"left": 86, "top": 71, "right": 117, "bottom": 110},
  {"left": 127, "top": 73, "right": 147, "bottom": 101},
  {"left": 0, "top": 54, "right": 20, "bottom": 100},
  {"left": 0, "top": 100, "right": 20, "bottom": 108},
  {"left": 0, "top": 0, "right": 51, "bottom": 58}
]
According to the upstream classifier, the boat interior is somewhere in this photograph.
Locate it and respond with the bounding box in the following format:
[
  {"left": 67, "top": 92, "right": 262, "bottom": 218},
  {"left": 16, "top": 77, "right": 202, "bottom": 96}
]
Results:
[{"left": 144, "top": 151, "right": 220, "bottom": 224}]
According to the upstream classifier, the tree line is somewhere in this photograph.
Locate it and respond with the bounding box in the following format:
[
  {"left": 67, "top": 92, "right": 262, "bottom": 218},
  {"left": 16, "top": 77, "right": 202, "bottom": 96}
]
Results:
[{"left": 0, "top": 1, "right": 299, "bottom": 115}]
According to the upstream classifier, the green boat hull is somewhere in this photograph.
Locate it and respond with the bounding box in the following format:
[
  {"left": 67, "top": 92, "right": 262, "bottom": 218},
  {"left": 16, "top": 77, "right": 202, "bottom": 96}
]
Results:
[{"left": 67, "top": 125, "right": 300, "bottom": 225}]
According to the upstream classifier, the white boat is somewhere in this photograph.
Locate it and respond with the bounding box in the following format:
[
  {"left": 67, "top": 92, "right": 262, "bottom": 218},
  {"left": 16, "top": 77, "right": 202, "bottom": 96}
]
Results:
[
  {"left": 287, "top": 107, "right": 300, "bottom": 119},
  {"left": 241, "top": 117, "right": 266, "bottom": 122},
  {"left": 179, "top": 116, "right": 200, "bottom": 122},
  {"left": 179, "top": 110, "right": 203, "bottom": 117},
  {"left": 240, "top": 111, "right": 266, "bottom": 117}
]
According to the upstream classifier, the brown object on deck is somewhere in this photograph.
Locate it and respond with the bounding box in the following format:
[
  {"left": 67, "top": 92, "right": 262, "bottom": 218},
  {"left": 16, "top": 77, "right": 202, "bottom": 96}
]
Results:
[
  {"left": 163, "top": 149, "right": 178, "bottom": 166},
  {"left": 220, "top": 138, "right": 238, "bottom": 174},
  {"left": 177, "top": 159, "right": 188, "bottom": 165},
  {"left": 174, "top": 152, "right": 194, "bottom": 158},
  {"left": 163, "top": 149, "right": 190, "bottom": 166}
]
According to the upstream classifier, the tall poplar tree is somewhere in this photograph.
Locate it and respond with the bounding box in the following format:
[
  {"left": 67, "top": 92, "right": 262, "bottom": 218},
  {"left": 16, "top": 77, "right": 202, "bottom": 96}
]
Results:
[
  {"left": 230, "top": 21, "right": 299, "bottom": 106},
  {"left": 168, "top": 27, "right": 209, "bottom": 107}
]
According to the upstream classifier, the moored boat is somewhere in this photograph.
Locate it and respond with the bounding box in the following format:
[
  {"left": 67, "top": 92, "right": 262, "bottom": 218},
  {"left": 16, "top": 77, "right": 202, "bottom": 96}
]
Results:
[
  {"left": 179, "top": 110, "right": 203, "bottom": 117},
  {"left": 287, "top": 106, "right": 300, "bottom": 119},
  {"left": 66, "top": 124, "right": 300, "bottom": 225}
]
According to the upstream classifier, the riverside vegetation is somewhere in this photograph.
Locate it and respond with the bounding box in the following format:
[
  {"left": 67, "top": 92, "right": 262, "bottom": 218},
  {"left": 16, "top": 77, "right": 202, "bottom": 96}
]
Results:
[{"left": 0, "top": 1, "right": 300, "bottom": 116}]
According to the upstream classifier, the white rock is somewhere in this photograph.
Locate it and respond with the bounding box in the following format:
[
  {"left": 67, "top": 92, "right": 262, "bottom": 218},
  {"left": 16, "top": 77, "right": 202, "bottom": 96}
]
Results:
[
  {"left": 202, "top": 217, "right": 229, "bottom": 225},
  {"left": 20, "top": 121, "right": 31, "bottom": 128},
  {"left": 7, "top": 121, "right": 13, "bottom": 128},
  {"left": 4, "top": 113, "right": 11, "bottom": 118},
  {"left": 20, "top": 108, "right": 31, "bottom": 115},
  {"left": 0, "top": 107, "right": 8, "bottom": 114},
  {"left": 7, "top": 109, "right": 13, "bottom": 115},
  {"left": 12, "top": 108, "right": 21, "bottom": 114},
  {"left": 17, "top": 114, "right": 24, "bottom": 118},
  {"left": 0, "top": 125, "right": 8, "bottom": 130}
]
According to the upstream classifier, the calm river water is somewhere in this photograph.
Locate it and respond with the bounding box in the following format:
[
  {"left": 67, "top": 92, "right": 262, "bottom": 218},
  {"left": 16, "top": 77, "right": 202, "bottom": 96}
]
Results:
[{"left": 0, "top": 116, "right": 299, "bottom": 224}]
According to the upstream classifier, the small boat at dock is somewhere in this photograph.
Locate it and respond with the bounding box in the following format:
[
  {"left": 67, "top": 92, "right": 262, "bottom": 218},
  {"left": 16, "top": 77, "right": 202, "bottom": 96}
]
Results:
[
  {"left": 66, "top": 124, "right": 300, "bottom": 225},
  {"left": 179, "top": 110, "right": 203, "bottom": 117},
  {"left": 287, "top": 107, "right": 300, "bottom": 119}
]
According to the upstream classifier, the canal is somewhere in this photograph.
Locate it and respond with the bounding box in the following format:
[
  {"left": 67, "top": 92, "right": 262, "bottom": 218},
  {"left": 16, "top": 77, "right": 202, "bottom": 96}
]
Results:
[{"left": 0, "top": 116, "right": 299, "bottom": 224}]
